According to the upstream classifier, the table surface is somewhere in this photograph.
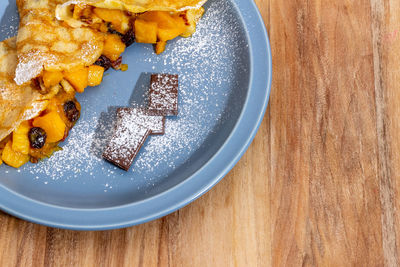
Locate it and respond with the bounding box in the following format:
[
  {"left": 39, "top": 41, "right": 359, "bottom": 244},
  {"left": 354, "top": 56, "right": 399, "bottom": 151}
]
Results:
[{"left": 2, "top": 0, "right": 400, "bottom": 266}]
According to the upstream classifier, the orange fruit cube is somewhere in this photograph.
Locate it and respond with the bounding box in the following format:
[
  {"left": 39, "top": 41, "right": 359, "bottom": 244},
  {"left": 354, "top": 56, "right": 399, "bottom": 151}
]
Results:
[
  {"left": 157, "top": 27, "right": 185, "bottom": 42},
  {"left": 139, "top": 11, "right": 177, "bottom": 28},
  {"left": 103, "top": 34, "right": 126, "bottom": 61},
  {"left": 63, "top": 67, "right": 88, "bottom": 93},
  {"left": 135, "top": 19, "right": 158, "bottom": 44},
  {"left": 43, "top": 70, "right": 63, "bottom": 88},
  {"left": 12, "top": 121, "right": 31, "bottom": 154},
  {"left": 88, "top": 65, "right": 105, "bottom": 87},
  {"left": 2, "top": 140, "right": 30, "bottom": 168},
  {"left": 33, "top": 111, "right": 66, "bottom": 143},
  {"left": 155, "top": 41, "right": 167, "bottom": 54}
]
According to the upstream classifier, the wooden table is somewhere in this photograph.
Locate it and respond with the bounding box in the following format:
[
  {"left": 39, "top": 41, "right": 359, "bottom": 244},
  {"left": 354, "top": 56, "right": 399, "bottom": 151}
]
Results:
[{"left": 2, "top": 0, "right": 400, "bottom": 265}]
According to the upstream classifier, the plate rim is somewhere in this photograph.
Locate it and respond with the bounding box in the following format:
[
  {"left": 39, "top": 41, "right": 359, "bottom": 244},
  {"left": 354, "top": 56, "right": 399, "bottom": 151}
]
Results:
[{"left": 0, "top": 0, "right": 272, "bottom": 230}]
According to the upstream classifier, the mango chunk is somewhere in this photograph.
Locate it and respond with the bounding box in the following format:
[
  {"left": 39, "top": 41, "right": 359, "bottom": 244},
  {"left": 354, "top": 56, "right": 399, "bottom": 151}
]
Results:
[
  {"left": 88, "top": 65, "right": 104, "bottom": 87},
  {"left": 157, "top": 27, "right": 185, "bottom": 42},
  {"left": 33, "top": 111, "right": 66, "bottom": 143},
  {"left": 43, "top": 70, "right": 63, "bottom": 88},
  {"left": 12, "top": 121, "right": 31, "bottom": 154},
  {"left": 63, "top": 67, "right": 88, "bottom": 93},
  {"left": 139, "top": 11, "right": 177, "bottom": 28},
  {"left": 103, "top": 34, "right": 126, "bottom": 61},
  {"left": 93, "top": 8, "right": 130, "bottom": 34},
  {"left": 2, "top": 140, "right": 30, "bottom": 168},
  {"left": 155, "top": 41, "right": 167, "bottom": 54},
  {"left": 135, "top": 19, "right": 158, "bottom": 44}
]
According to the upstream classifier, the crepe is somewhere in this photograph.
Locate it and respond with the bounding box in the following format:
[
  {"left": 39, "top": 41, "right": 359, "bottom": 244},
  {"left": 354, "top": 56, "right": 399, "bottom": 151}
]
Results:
[
  {"left": 55, "top": 0, "right": 205, "bottom": 54},
  {"left": 0, "top": 38, "right": 55, "bottom": 142},
  {"left": 56, "top": 0, "right": 207, "bottom": 18},
  {"left": 15, "top": 0, "right": 105, "bottom": 85}
]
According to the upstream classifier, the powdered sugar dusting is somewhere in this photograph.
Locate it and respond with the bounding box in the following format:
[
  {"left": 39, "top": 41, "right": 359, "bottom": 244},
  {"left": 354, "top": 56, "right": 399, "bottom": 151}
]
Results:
[{"left": 13, "top": 0, "right": 250, "bottom": 196}]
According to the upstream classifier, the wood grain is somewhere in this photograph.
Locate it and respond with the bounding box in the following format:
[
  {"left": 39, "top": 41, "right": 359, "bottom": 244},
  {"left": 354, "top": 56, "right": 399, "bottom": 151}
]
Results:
[{"left": 1, "top": 0, "right": 400, "bottom": 266}]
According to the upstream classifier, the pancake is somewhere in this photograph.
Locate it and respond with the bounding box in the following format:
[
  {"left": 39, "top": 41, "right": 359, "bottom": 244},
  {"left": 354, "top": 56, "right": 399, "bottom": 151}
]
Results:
[
  {"left": 56, "top": 0, "right": 207, "bottom": 15},
  {"left": 0, "top": 37, "right": 54, "bottom": 142},
  {"left": 15, "top": 0, "right": 105, "bottom": 85},
  {"left": 0, "top": 37, "right": 82, "bottom": 168},
  {"left": 15, "top": 0, "right": 206, "bottom": 86},
  {"left": 55, "top": 0, "right": 206, "bottom": 54}
]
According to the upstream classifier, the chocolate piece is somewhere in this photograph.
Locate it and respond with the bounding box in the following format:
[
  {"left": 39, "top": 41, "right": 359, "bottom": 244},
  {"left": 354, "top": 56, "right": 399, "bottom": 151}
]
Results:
[
  {"left": 102, "top": 108, "right": 165, "bottom": 170},
  {"left": 102, "top": 112, "right": 151, "bottom": 171},
  {"left": 148, "top": 74, "right": 178, "bottom": 116},
  {"left": 116, "top": 108, "right": 165, "bottom": 135}
]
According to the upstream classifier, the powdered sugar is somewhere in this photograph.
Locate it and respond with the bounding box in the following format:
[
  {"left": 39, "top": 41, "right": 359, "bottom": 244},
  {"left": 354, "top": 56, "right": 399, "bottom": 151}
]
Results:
[{"left": 13, "top": 0, "right": 249, "bottom": 193}]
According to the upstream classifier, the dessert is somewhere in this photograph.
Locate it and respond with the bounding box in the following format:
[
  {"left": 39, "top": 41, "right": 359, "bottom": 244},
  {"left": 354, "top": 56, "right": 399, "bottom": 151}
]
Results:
[
  {"left": 148, "top": 73, "right": 179, "bottom": 116},
  {"left": 15, "top": 0, "right": 106, "bottom": 86},
  {"left": 103, "top": 108, "right": 165, "bottom": 170},
  {"left": 56, "top": 0, "right": 206, "bottom": 54},
  {"left": 14, "top": 0, "right": 206, "bottom": 88},
  {"left": 0, "top": 38, "right": 80, "bottom": 167},
  {"left": 103, "top": 74, "right": 178, "bottom": 171},
  {"left": 0, "top": 0, "right": 206, "bottom": 169}
]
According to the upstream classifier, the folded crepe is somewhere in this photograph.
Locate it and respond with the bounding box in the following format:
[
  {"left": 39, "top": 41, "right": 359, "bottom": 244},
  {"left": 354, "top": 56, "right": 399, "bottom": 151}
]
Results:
[
  {"left": 15, "top": 0, "right": 105, "bottom": 85},
  {"left": 15, "top": 0, "right": 206, "bottom": 87},
  {"left": 56, "top": 0, "right": 207, "bottom": 15},
  {"left": 0, "top": 37, "right": 81, "bottom": 168},
  {"left": 0, "top": 37, "right": 54, "bottom": 141}
]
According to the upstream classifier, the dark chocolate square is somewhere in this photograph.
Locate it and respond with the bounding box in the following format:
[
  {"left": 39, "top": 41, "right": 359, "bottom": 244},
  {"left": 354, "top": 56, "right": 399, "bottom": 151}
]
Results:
[
  {"left": 102, "top": 113, "right": 151, "bottom": 171},
  {"left": 148, "top": 73, "right": 178, "bottom": 116}
]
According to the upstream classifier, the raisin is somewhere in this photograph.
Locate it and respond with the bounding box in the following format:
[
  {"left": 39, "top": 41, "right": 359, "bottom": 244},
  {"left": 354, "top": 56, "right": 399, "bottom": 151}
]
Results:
[
  {"left": 64, "top": 101, "right": 80, "bottom": 123},
  {"left": 121, "top": 28, "right": 135, "bottom": 47},
  {"left": 29, "top": 127, "right": 47, "bottom": 149},
  {"left": 94, "top": 55, "right": 112, "bottom": 71}
]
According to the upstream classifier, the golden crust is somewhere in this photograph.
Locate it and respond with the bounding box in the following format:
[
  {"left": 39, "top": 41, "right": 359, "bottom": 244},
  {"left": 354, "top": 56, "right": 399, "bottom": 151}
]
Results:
[
  {"left": 15, "top": 0, "right": 105, "bottom": 85},
  {"left": 0, "top": 38, "right": 56, "bottom": 142}
]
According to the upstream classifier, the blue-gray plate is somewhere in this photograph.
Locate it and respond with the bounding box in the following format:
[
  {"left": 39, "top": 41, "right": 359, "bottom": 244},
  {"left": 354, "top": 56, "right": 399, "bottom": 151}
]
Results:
[{"left": 0, "top": 0, "right": 271, "bottom": 230}]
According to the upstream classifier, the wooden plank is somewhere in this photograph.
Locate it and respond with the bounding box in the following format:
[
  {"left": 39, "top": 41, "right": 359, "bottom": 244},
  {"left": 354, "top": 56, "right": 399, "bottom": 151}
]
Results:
[{"left": 268, "top": 0, "right": 392, "bottom": 265}]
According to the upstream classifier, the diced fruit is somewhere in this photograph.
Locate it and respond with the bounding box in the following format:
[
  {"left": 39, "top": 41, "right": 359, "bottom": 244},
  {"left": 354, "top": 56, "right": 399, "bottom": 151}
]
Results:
[
  {"left": 120, "top": 64, "right": 128, "bottom": 71},
  {"left": 33, "top": 111, "right": 66, "bottom": 143},
  {"left": 63, "top": 67, "right": 88, "bottom": 93},
  {"left": 12, "top": 121, "right": 31, "bottom": 154},
  {"left": 103, "top": 34, "right": 126, "bottom": 61},
  {"left": 93, "top": 8, "right": 130, "bottom": 34},
  {"left": 28, "top": 127, "right": 47, "bottom": 149},
  {"left": 88, "top": 65, "right": 104, "bottom": 86},
  {"left": 157, "top": 27, "right": 185, "bottom": 42},
  {"left": 43, "top": 70, "right": 63, "bottom": 88},
  {"left": 63, "top": 101, "right": 80, "bottom": 123},
  {"left": 139, "top": 11, "right": 177, "bottom": 28},
  {"left": 155, "top": 41, "right": 167, "bottom": 54},
  {"left": 2, "top": 140, "right": 30, "bottom": 168},
  {"left": 135, "top": 19, "right": 158, "bottom": 44}
]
